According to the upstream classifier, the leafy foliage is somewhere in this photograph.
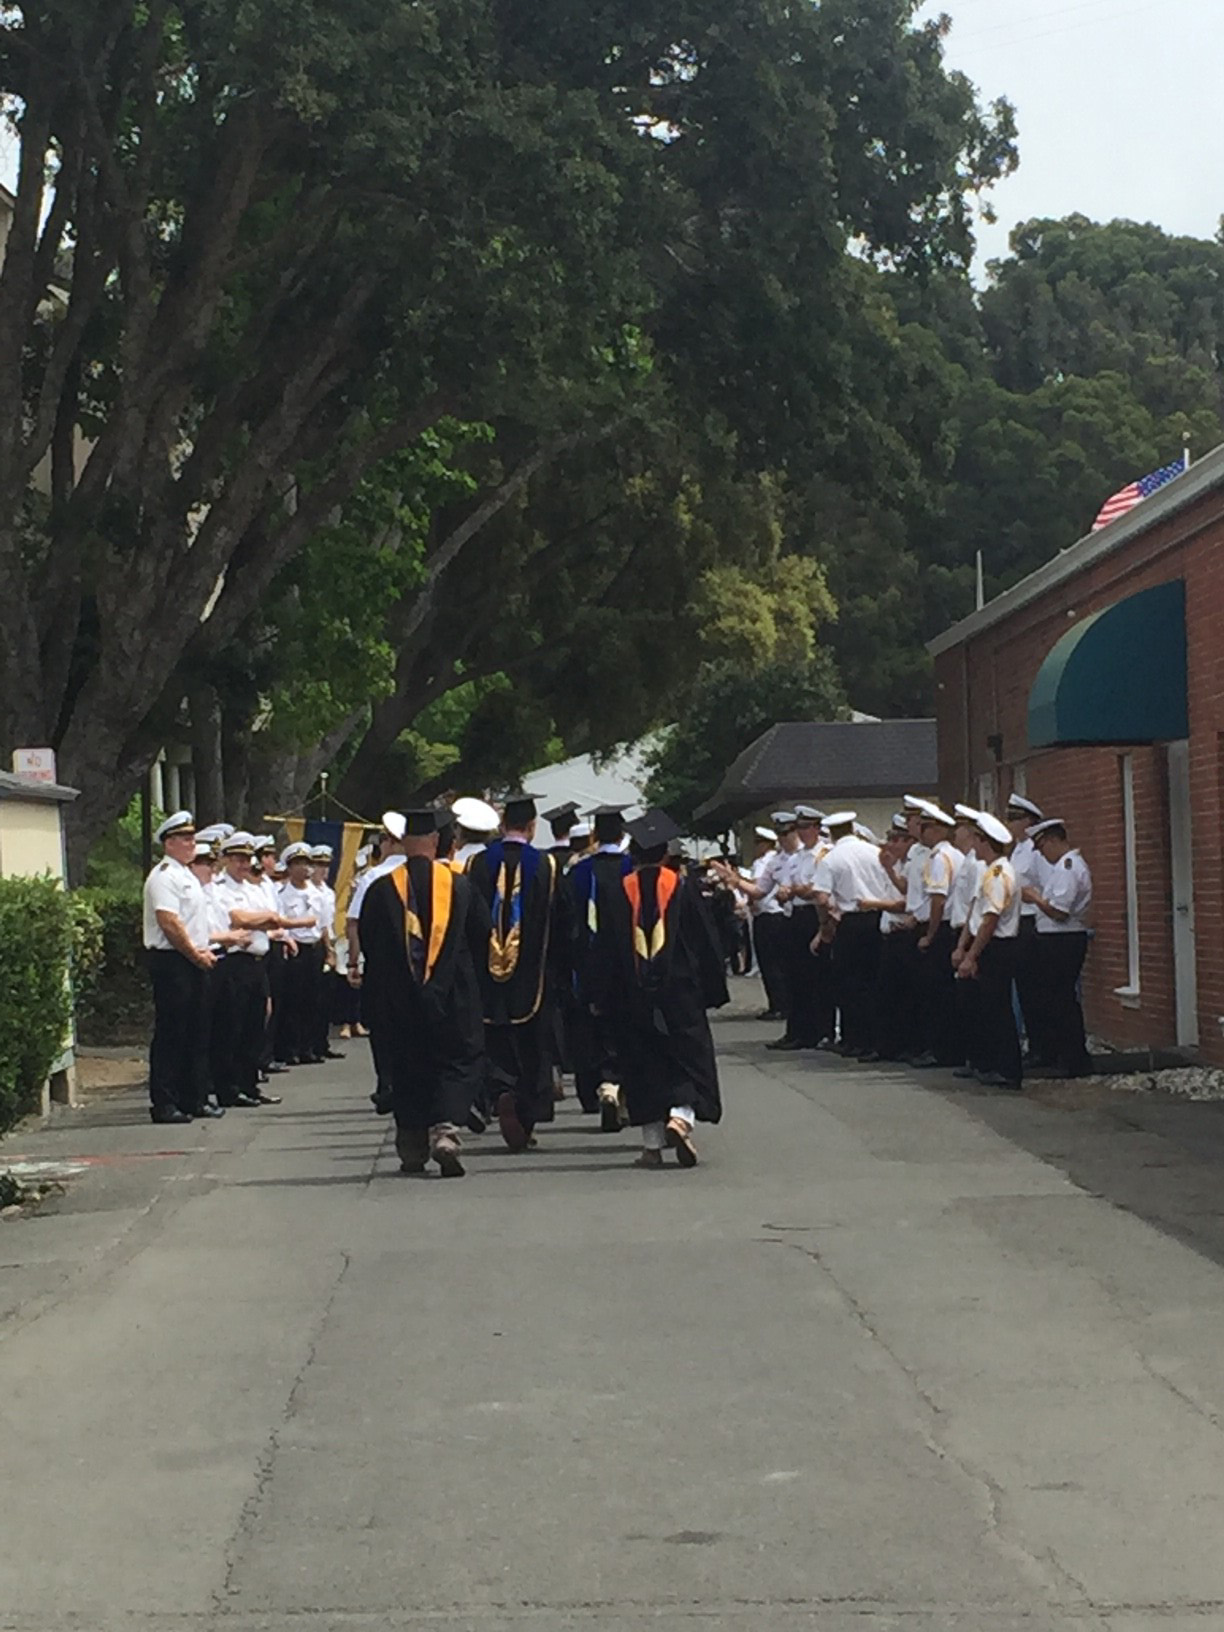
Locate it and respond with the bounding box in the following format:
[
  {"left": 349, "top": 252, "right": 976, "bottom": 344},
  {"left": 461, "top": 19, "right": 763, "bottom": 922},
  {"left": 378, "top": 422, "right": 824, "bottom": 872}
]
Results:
[{"left": 0, "top": 877, "right": 75, "bottom": 1132}]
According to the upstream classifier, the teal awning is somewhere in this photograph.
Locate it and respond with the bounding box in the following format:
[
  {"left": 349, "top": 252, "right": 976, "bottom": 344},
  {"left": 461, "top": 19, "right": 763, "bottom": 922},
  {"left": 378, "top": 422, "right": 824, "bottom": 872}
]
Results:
[{"left": 1028, "top": 579, "right": 1188, "bottom": 749}]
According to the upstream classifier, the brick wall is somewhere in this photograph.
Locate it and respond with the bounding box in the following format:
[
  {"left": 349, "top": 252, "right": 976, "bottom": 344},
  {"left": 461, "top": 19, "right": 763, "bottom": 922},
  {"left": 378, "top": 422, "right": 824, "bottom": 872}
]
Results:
[{"left": 935, "top": 485, "right": 1224, "bottom": 1061}]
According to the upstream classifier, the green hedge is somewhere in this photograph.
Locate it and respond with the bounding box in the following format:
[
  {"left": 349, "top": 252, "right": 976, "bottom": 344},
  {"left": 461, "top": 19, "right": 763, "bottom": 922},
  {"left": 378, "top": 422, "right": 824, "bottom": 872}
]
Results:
[
  {"left": 0, "top": 876, "right": 77, "bottom": 1134},
  {"left": 73, "top": 887, "right": 150, "bottom": 1047}
]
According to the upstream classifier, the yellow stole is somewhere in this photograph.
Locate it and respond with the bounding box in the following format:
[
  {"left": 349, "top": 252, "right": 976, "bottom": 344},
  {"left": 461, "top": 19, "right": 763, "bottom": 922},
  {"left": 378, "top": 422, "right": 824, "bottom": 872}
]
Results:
[{"left": 391, "top": 862, "right": 454, "bottom": 982}]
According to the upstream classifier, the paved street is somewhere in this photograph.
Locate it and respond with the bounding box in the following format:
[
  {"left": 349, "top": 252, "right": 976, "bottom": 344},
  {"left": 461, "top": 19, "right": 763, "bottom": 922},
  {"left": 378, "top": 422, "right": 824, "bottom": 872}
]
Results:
[{"left": 6, "top": 994, "right": 1224, "bottom": 1631}]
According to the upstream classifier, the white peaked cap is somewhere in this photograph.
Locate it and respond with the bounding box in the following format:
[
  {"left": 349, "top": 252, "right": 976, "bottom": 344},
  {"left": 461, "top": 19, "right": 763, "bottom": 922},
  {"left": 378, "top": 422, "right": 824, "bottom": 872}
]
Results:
[
  {"left": 1027, "top": 818, "right": 1067, "bottom": 840},
  {"left": 754, "top": 826, "right": 777, "bottom": 841},
  {"left": 1007, "top": 793, "right": 1044, "bottom": 819},
  {"left": 155, "top": 810, "right": 195, "bottom": 843},
  {"left": 953, "top": 803, "right": 980, "bottom": 823},
  {"left": 903, "top": 794, "right": 938, "bottom": 815},
  {"left": 825, "top": 810, "right": 856, "bottom": 828},
  {"left": 281, "top": 841, "right": 313, "bottom": 864},
  {"left": 192, "top": 839, "right": 215, "bottom": 861},
  {"left": 355, "top": 845, "right": 372, "bottom": 868},
  {"left": 452, "top": 796, "right": 499, "bottom": 832},
  {"left": 975, "top": 812, "right": 1012, "bottom": 847},
  {"left": 854, "top": 822, "right": 880, "bottom": 843},
  {"left": 252, "top": 834, "right": 277, "bottom": 851},
  {"left": 922, "top": 805, "right": 956, "bottom": 826},
  {"left": 221, "top": 829, "right": 256, "bottom": 853},
  {"left": 381, "top": 810, "right": 407, "bottom": 841},
  {"left": 570, "top": 820, "right": 592, "bottom": 840}
]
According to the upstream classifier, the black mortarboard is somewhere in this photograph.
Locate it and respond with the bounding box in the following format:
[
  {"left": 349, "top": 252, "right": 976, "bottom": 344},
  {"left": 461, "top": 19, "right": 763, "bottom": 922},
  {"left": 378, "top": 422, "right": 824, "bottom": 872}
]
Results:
[
  {"left": 404, "top": 807, "right": 441, "bottom": 836},
  {"left": 592, "top": 803, "right": 627, "bottom": 843},
  {"left": 503, "top": 791, "right": 537, "bottom": 827},
  {"left": 541, "top": 801, "right": 579, "bottom": 826},
  {"left": 625, "top": 808, "right": 681, "bottom": 852}
]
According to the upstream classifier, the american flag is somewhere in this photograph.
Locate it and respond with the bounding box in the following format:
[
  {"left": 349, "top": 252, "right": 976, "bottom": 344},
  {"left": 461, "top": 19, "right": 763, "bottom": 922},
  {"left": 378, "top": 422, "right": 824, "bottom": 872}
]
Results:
[{"left": 1092, "top": 459, "right": 1186, "bottom": 532}]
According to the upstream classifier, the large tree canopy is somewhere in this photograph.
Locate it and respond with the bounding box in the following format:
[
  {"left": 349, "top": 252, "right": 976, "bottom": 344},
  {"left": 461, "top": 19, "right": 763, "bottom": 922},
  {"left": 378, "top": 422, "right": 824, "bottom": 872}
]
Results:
[{"left": 0, "top": 0, "right": 1017, "bottom": 864}]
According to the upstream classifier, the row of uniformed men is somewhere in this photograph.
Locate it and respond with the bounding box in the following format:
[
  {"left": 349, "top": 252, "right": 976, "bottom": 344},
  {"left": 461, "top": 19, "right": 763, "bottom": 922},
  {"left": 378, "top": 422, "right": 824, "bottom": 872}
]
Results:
[
  {"left": 715, "top": 792, "right": 1093, "bottom": 1091},
  {"left": 141, "top": 817, "right": 344, "bottom": 1124}
]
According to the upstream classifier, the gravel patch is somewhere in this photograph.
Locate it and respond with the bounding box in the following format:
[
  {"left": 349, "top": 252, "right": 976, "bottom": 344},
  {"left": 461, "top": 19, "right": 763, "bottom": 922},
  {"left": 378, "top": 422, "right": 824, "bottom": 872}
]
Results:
[{"left": 1101, "top": 1065, "right": 1224, "bottom": 1102}]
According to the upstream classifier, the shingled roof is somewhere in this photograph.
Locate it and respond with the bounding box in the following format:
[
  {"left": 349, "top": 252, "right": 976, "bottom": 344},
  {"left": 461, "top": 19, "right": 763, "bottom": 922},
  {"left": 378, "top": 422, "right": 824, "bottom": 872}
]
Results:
[{"left": 694, "top": 719, "right": 937, "bottom": 827}]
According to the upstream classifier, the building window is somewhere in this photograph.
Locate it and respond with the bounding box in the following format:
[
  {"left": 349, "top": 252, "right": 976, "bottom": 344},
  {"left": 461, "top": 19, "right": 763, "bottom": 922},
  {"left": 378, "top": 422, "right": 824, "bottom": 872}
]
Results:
[
  {"left": 1012, "top": 762, "right": 1028, "bottom": 798},
  {"left": 1116, "top": 752, "right": 1140, "bottom": 1000}
]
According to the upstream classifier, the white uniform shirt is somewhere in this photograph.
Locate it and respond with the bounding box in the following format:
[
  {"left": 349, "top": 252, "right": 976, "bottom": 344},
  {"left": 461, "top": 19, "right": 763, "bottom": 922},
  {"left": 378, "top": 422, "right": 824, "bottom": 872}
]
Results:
[
  {"left": 968, "top": 857, "right": 1021, "bottom": 939},
  {"left": 922, "top": 840, "right": 962, "bottom": 916},
  {"left": 750, "top": 852, "right": 784, "bottom": 916},
  {"left": 143, "top": 857, "right": 211, "bottom": 952},
  {"left": 789, "top": 840, "right": 826, "bottom": 907},
  {"left": 1012, "top": 837, "right": 1048, "bottom": 920},
  {"left": 760, "top": 847, "right": 796, "bottom": 917},
  {"left": 311, "top": 878, "right": 336, "bottom": 939},
  {"left": 347, "top": 854, "right": 405, "bottom": 923},
  {"left": 946, "top": 851, "right": 983, "bottom": 930},
  {"left": 279, "top": 878, "right": 323, "bottom": 943},
  {"left": 903, "top": 843, "right": 931, "bottom": 923},
  {"left": 213, "top": 873, "right": 271, "bottom": 955},
  {"left": 200, "top": 878, "right": 232, "bottom": 947},
  {"left": 1035, "top": 849, "right": 1093, "bottom": 934},
  {"left": 813, "top": 834, "right": 895, "bottom": 916}
]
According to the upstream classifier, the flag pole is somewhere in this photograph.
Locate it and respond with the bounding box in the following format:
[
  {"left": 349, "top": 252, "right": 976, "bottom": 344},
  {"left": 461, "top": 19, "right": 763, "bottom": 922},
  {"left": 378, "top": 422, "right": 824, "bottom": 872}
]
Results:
[
  {"left": 974, "top": 549, "right": 985, "bottom": 612},
  {"left": 1183, "top": 432, "right": 1192, "bottom": 472}
]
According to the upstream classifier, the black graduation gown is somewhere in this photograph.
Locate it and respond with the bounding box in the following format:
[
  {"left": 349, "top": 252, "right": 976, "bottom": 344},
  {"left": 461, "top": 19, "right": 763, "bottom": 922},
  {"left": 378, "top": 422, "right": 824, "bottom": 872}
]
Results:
[
  {"left": 592, "top": 863, "right": 728, "bottom": 1127},
  {"left": 566, "top": 850, "right": 632, "bottom": 1103},
  {"left": 466, "top": 839, "right": 564, "bottom": 1124},
  {"left": 358, "top": 857, "right": 485, "bottom": 1130}
]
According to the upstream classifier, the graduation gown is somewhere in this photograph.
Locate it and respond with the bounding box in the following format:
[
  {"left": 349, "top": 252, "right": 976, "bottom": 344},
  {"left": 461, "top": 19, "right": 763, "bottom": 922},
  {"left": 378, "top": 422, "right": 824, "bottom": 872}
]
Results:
[
  {"left": 466, "top": 839, "right": 564, "bottom": 1124},
  {"left": 566, "top": 850, "right": 632, "bottom": 1103},
  {"left": 592, "top": 863, "right": 728, "bottom": 1127},
  {"left": 358, "top": 857, "right": 485, "bottom": 1129}
]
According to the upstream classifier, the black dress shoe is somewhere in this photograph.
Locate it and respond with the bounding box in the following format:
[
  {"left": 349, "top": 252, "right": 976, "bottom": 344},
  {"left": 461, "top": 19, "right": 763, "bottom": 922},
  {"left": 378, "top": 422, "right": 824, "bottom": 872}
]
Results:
[
  {"left": 194, "top": 1103, "right": 226, "bottom": 1119},
  {"left": 324, "top": 1048, "right": 346, "bottom": 1060},
  {"left": 465, "top": 1109, "right": 488, "bottom": 1134},
  {"left": 230, "top": 1092, "right": 262, "bottom": 1108},
  {"left": 766, "top": 1039, "right": 803, "bottom": 1052},
  {"left": 150, "top": 1106, "right": 192, "bottom": 1124},
  {"left": 978, "top": 1072, "right": 1023, "bottom": 1090},
  {"left": 255, "top": 1091, "right": 283, "bottom": 1106},
  {"left": 952, "top": 1066, "right": 978, "bottom": 1079},
  {"left": 268, "top": 1062, "right": 290, "bottom": 1074},
  {"left": 857, "top": 1051, "right": 882, "bottom": 1063},
  {"left": 300, "top": 1055, "right": 325, "bottom": 1066}
]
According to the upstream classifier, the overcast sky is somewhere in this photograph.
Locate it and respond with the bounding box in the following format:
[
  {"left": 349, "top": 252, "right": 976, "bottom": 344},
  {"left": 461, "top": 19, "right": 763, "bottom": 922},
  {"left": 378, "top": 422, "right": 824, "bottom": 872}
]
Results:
[{"left": 918, "top": 0, "right": 1224, "bottom": 279}]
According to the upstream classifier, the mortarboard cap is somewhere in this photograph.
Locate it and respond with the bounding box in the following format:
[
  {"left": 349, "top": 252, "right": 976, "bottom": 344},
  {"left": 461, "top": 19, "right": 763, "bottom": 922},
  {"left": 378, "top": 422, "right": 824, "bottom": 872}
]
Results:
[
  {"left": 155, "top": 810, "right": 196, "bottom": 843},
  {"left": 626, "top": 808, "right": 682, "bottom": 852},
  {"left": 593, "top": 804, "right": 627, "bottom": 843},
  {"left": 403, "top": 808, "right": 441, "bottom": 836},
  {"left": 542, "top": 801, "right": 579, "bottom": 825},
  {"left": 502, "top": 791, "right": 537, "bottom": 826}
]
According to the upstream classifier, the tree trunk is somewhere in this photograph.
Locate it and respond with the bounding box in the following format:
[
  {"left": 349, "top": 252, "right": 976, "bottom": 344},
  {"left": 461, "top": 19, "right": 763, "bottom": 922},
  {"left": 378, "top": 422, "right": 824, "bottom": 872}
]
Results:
[{"left": 189, "top": 684, "right": 225, "bottom": 823}]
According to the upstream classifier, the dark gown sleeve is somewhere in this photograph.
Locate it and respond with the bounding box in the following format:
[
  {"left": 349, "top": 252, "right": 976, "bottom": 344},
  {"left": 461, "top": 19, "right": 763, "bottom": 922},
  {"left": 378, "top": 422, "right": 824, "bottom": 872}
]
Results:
[{"left": 682, "top": 878, "right": 731, "bottom": 1010}]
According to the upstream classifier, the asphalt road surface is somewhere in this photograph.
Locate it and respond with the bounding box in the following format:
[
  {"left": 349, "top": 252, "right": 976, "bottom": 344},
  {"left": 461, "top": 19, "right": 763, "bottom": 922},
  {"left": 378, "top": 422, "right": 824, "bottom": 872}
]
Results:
[{"left": 5, "top": 992, "right": 1224, "bottom": 1631}]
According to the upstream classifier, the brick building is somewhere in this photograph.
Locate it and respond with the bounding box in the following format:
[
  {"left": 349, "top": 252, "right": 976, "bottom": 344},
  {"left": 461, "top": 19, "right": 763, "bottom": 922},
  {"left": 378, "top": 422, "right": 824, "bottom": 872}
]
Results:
[{"left": 930, "top": 444, "right": 1224, "bottom": 1063}]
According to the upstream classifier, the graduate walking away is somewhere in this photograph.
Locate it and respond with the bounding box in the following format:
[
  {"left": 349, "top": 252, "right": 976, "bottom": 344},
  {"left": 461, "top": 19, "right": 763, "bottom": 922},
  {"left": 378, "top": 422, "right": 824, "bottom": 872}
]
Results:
[
  {"left": 466, "top": 792, "right": 565, "bottom": 1153},
  {"left": 592, "top": 809, "right": 728, "bottom": 1169},
  {"left": 358, "top": 809, "right": 486, "bottom": 1177}
]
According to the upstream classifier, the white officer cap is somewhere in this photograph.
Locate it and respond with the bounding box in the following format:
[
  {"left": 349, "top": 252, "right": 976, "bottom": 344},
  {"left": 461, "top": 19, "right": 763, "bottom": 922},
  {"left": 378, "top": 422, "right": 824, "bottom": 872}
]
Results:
[
  {"left": 192, "top": 839, "right": 216, "bottom": 862},
  {"left": 1006, "top": 793, "right": 1043, "bottom": 820},
  {"left": 771, "top": 810, "right": 797, "bottom": 826},
  {"left": 381, "top": 810, "right": 408, "bottom": 841},
  {"left": 754, "top": 825, "right": 777, "bottom": 841},
  {"left": 252, "top": 834, "right": 277, "bottom": 852},
  {"left": 221, "top": 830, "right": 256, "bottom": 854},
  {"left": 280, "top": 841, "right": 313, "bottom": 864},
  {"left": 195, "top": 823, "right": 226, "bottom": 844},
  {"left": 889, "top": 811, "right": 909, "bottom": 834},
  {"left": 309, "top": 844, "right": 333, "bottom": 860},
  {"left": 920, "top": 804, "right": 956, "bottom": 827},
  {"left": 974, "top": 811, "right": 1013, "bottom": 847},
  {"left": 155, "top": 810, "right": 195, "bottom": 843},
  {"left": 903, "top": 794, "right": 938, "bottom": 816},
  {"left": 953, "top": 803, "right": 980, "bottom": 823},
  {"left": 452, "top": 796, "right": 499, "bottom": 833},
  {"left": 1027, "top": 818, "right": 1067, "bottom": 841},
  {"left": 854, "top": 822, "right": 880, "bottom": 843},
  {"left": 355, "top": 845, "right": 372, "bottom": 868},
  {"left": 794, "top": 804, "right": 825, "bottom": 822},
  {"left": 569, "top": 820, "right": 591, "bottom": 841},
  {"left": 825, "top": 810, "right": 856, "bottom": 829}
]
